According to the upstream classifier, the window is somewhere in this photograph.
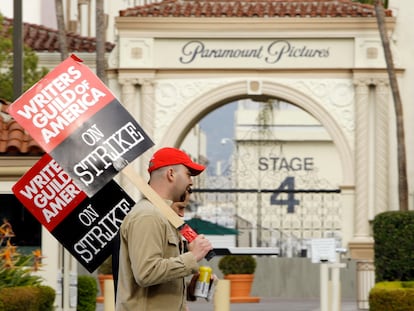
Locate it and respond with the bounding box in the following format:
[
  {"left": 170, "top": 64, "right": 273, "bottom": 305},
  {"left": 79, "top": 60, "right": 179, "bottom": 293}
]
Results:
[{"left": 0, "top": 194, "right": 41, "bottom": 249}]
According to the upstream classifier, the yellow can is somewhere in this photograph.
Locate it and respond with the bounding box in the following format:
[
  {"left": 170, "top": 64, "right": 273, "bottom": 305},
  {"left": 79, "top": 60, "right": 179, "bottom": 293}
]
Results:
[{"left": 194, "top": 266, "right": 212, "bottom": 298}]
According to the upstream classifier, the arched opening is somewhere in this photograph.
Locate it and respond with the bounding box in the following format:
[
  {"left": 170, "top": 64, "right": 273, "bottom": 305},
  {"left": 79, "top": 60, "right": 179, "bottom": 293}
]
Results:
[
  {"left": 157, "top": 80, "right": 354, "bottom": 252},
  {"left": 160, "top": 80, "right": 353, "bottom": 186}
]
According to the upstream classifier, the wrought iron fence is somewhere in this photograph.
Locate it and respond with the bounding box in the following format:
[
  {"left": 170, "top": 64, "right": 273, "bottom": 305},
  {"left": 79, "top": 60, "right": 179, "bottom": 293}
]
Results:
[{"left": 191, "top": 187, "right": 341, "bottom": 257}]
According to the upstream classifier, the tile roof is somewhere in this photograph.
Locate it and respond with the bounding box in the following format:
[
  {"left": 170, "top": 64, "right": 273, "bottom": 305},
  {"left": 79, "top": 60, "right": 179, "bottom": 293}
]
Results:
[
  {"left": 0, "top": 18, "right": 115, "bottom": 155},
  {"left": 0, "top": 99, "right": 44, "bottom": 155},
  {"left": 120, "top": 0, "right": 391, "bottom": 18},
  {"left": 2, "top": 17, "right": 115, "bottom": 53}
]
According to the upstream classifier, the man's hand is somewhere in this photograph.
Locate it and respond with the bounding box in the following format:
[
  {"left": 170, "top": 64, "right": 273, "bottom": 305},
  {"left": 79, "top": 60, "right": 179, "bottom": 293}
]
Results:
[{"left": 188, "top": 234, "right": 213, "bottom": 261}]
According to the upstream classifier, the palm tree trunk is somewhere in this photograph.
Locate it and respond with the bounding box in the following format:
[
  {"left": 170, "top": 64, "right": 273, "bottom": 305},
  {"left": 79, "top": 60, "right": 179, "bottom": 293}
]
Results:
[
  {"left": 96, "top": 0, "right": 106, "bottom": 84},
  {"left": 12, "top": 0, "right": 23, "bottom": 100},
  {"left": 374, "top": 0, "right": 408, "bottom": 211},
  {"left": 55, "top": 0, "right": 68, "bottom": 61}
]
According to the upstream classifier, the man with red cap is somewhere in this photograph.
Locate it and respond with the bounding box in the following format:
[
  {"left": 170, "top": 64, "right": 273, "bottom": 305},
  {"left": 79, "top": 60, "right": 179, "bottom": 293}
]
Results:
[{"left": 116, "top": 147, "right": 213, "bottom": 311}]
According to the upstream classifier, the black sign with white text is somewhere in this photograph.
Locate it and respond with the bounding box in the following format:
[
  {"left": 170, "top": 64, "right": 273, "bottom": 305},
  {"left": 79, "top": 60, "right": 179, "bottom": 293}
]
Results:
[
  {"left": 49, "top": 99, "right": 154, "bottom": 197},
  {"left": 13, "top": 154, "right": 135, "bottom": 272},
  {"left": 51, "top": 180, "right": 135, "bottom": 272}
]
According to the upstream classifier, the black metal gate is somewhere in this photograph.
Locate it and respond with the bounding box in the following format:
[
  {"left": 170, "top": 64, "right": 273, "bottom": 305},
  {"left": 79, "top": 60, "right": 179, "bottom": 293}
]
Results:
[{"left": 191, "top": 186, "right": 341, "bottom": 257}]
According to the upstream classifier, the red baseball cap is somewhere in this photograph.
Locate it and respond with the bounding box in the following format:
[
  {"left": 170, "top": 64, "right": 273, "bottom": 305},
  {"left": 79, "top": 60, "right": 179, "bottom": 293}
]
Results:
[{"left": 148, "top": 147, "right": 206, "bottom": 176}]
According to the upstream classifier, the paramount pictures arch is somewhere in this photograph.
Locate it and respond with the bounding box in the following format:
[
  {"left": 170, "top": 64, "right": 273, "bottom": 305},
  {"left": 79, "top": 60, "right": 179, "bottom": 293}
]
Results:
[
  {"left": 117, "top": 74, "right": 390, "bottom": 253},
  {"left": 111, "top": 16, "right": 396, "bottom": 265}
]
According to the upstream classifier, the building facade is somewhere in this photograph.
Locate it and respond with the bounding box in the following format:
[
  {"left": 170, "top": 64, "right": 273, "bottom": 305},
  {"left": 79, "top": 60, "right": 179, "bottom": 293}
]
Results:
[
  {"left": 1, "top": 0, "right": 414, "bottom": 308},
  {"left": 110, "top": 0, "right": 413, "bottom": 259}
]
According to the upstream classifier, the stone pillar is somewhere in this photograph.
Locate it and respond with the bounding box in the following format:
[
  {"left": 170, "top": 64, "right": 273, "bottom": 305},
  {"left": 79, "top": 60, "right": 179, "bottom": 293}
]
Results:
[
  {"left": 118, "top": 79, "right": 139, "bottom": 197},
  {"left": 120, "top": 79, "right": 137, "bottom": 113},
  {"left": 349, "top": 76, "right": 390, "bottom": 255},
  {"left": 117, "top": 78, "right": 156, "bottom": 195},
  {"left": 350, "top": 76, "right": 391, "bottom": 311},
  {"left": 350, "top": 78, "right": 373, "bottom": 258},
  {"left": 139, "top": 79, "right": 156, "bottom": 174},
  {"left": 339, "top": 185, "right": 355, "bottom": 247},
  {"left": 356, "top": 260, "right": 375, "bottom": 310},
  {"left": 374, "top": 79, "right": 390, "bottom": 215}
]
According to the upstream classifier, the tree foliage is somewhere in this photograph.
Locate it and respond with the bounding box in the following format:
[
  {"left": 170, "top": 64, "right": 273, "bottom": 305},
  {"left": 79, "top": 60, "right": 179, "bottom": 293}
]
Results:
[
  {"left": 353, "top": 0, "right": 389, "bottom": 8},
  {"left": 0, "top": 14, "right": 48, "bottom": 101}
]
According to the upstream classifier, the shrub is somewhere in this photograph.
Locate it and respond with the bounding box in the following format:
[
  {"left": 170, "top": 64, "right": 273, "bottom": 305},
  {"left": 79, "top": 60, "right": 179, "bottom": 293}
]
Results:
[
  {"left": 0, "top": 285, "right": 55, "bottom": 311},
  {"left": 369, "top": 281, "right": 414, "bottom": 311},
  {"left": 37, "top": 285, "right": 55, "bottom": 311},
  {"left": 218, "top": 255, "right": 256, "bottom": 275},
  {"left": 77, "top": 275, "right": 98, "bottom": 311},
  {"left": 0, "top": 286, "right": 36, "bottom": 310},
  {"left": 373, "top": 211, "right": 414, "bottom": 282},
  {"left": 0, "top": 221, "right": 55, "bottom": 310}
]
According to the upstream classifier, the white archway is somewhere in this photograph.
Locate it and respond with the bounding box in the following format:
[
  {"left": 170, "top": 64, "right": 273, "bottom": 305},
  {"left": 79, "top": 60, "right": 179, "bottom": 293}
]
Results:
[{"left": 159, "top": 80, "right": 354, "bottom": 186}]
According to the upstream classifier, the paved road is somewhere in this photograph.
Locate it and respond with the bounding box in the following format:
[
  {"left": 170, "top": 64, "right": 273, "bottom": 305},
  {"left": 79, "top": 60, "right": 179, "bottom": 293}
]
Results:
[{"left": 97, "top": 298, "right": 360, "bottom": 311}]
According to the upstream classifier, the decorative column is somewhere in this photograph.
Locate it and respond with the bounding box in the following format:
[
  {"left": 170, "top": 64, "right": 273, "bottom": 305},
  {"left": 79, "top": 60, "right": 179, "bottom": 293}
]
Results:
[
  {"left": 117, "top": 78, "right": 156, "bottom": 193},
  {"left": 350, "top": 77, "right": 388, "bottom": 310},
  {"left": 118, "top": 79, "right": 139, "bottom": 197},
  {"left": 139, "top": 79, "right": 156, "bottom": 174},
  {"left": 354, "top": 79, "right": 370, "bottom": 238},
  {"left": 339, "top": 185, "right": 355, "bottom": 247},
  {"left": 350, "top": 78, "right": 373, "bottom": 258},
  {"left": 374, "top": 78, "right": 390, "bottom": 215},
  {"left": 119, "top": 79, "right": 137, "bottom": 113},
  {"left": 356, "top": 260, "right": 375, "bottom": 309}
]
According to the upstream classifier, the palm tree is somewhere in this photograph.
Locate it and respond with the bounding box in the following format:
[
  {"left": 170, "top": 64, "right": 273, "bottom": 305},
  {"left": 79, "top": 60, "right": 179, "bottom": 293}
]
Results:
[
  {"left": 55, "top": 0, "right": 68, "bottom": 61},
  {"left": 12, "top": 0, "right": 23, "bottom": 100},
  {"left": 374, "top": 0, "right": 408, "bottom": 211},
  {"left": 96, "top": 0, "right": 106, "bottom": 84}
]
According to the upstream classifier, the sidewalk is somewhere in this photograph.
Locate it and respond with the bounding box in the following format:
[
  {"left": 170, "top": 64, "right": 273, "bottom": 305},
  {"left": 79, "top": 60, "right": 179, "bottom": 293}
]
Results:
[
  {"left": 97, "top": 297, "right": 359, "bottom": 311},
  {"left": 188, "top": 298, "right": 359, "bottom": 311}
]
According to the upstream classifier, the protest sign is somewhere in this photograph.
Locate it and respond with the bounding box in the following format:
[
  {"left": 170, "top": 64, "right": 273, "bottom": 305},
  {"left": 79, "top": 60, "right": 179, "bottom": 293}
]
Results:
[
  {"left": 8, "top": 55, "right": 154, "bottom": 197},
  {"left": 9, "top": 54, "right": 214, "bottom": 270},
  {"left": 12, "top": 154, "right": 135, "bottom": 272}
]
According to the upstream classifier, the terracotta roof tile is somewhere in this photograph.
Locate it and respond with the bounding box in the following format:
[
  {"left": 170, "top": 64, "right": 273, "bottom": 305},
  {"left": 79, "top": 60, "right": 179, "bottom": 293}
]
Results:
[
  {"left": 120, "top": 0, "right": 392, "bottom": 18},
  {"left": 0, "top": 17, "right": 115, "bottom": 156},
  {"left": 2, "top": 17, "right": 115, "bottom": 53},
  {"left": 0, "top": 99, "right": 44, "bottom": 155}
]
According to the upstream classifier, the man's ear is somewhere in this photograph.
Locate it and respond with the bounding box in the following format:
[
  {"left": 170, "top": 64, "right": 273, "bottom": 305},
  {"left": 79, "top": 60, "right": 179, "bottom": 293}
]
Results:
[{"left": 166, "top": 167, "right": 174, "bottom": 181}]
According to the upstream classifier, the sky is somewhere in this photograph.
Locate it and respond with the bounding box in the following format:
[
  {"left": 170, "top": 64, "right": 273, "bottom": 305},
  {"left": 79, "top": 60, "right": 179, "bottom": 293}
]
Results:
[{"left": 199, "top": 102, "right": 237, "bottom": 176}]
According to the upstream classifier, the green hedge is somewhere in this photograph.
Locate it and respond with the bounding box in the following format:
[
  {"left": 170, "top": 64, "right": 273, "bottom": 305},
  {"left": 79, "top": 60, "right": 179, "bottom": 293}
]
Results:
[
  {"left": 369, "top": 281, "right": 414, "bottom": 311},
  {"left": 77, "top": 275, "right": 98, "bottom": 311},
  {"left": 0, "top": 275, "right": 99, "bottom": 311},
  {"left": 373, "top": 211, "right": 414, "bottom": 282},
  {"left": 0, "top": 285, "right": 55, "bottom": 311}
]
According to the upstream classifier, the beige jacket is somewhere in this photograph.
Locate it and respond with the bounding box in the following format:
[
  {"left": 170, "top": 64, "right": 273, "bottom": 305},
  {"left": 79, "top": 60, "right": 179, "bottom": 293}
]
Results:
[{"left": 116, "top": 199, "right": 198, "bottom": 311}]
